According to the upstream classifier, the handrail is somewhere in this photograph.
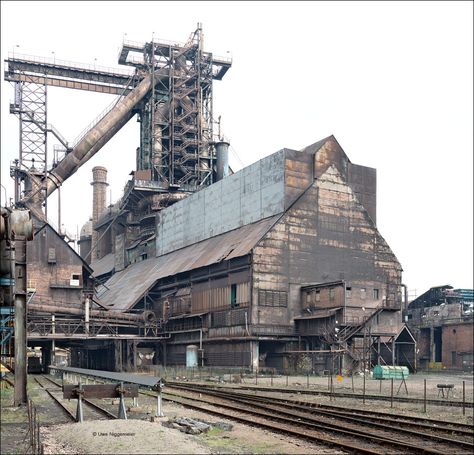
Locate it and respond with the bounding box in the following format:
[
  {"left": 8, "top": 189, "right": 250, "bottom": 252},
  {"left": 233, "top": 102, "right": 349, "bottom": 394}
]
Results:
[{"left": 7, "top": 52, "right": 134, "bottom": 77}]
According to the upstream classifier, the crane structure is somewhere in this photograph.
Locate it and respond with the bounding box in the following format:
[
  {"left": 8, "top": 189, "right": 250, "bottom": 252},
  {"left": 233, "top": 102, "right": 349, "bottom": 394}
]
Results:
[{"left": 5, "top": 24, "right": 232, "bottom": 220}]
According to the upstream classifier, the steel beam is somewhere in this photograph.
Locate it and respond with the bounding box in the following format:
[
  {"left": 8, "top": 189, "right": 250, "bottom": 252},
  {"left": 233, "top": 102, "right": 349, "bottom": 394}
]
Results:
[
  {"left": 5, "top": 73, "right": 130, "bottom": 95},
  {"left": 14, "top": 236, "right": 27, "bottom": 406},
  {"left": 50, "top": 365, "right": 164, "bottom": 390}
]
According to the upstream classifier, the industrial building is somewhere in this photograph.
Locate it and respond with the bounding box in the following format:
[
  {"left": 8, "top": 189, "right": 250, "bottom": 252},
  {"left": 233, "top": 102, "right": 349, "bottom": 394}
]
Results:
[
  {"left": 406, "top": 286, "right": 473, "bottom": 371},
  {"left": 1, "top": 25, "right": 417, "bottom": 381}
]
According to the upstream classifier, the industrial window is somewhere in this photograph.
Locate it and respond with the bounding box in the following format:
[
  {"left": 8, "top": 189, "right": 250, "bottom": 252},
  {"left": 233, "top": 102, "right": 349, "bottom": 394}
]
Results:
[
  {"left": 345, "top": 287, "right": 352, "bottom": 298},
  {"left": 373, "top": 289, "right": 379, "bottom": 300},
  {"left": 231, "top": 284, "right": 238, "bottom": 308},
  {"left": 360, "top": 288, "right": 366, "bottom": 299},
  {"left": 258, "top": 290, "right": 288, "bottom": 307},
  {"left": 315, "top": 289, "right": 320, "bottom": 301},
  {"left": 306, "top": 293, "right": 311, "bottom": 304},
  {"left": 329, "top": 288, "right": 335, "bottom": 300}
]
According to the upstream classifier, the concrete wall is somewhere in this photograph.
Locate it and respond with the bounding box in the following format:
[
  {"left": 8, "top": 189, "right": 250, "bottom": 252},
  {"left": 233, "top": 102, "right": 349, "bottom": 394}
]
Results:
[
  {"left": 442, "top": 322, "right": 474, "bottom": 369},
  {"left": 408, "top": 302, "right": 464, "bottom": 326}
]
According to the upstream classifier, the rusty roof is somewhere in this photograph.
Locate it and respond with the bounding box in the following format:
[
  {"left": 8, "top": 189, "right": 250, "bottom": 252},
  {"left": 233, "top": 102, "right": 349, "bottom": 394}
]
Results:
[
  {"left": 91, "top": 253, "right": 115, "bottom": 277},
  {"left": 97, "top": 215, "right": 280, "bottom": 311}
]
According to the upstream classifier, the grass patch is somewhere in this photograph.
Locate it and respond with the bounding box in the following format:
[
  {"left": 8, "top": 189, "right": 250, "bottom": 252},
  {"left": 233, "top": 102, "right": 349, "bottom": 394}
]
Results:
[{"left": 205, "top": 427, "right": 225, "bottom": 437}]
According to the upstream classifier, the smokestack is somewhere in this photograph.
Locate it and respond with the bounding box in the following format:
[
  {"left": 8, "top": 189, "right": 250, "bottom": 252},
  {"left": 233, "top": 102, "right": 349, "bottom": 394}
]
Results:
[
  {"left": 91, "top": 166, "right": 108, "bottom": 260},
  {"left": 215, "top": 141, "right": 230, "bottom": 181}
]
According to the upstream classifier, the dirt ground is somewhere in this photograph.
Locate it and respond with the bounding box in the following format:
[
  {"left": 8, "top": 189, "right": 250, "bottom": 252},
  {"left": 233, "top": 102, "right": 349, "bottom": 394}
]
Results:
[{"left": 38, "top": 397, "right": 337, "bottom": 454}]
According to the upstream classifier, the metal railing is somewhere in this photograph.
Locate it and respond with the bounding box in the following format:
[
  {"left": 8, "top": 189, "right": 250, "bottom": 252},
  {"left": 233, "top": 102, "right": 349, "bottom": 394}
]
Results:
[{"left": 7, "top": 52, "right": 134, "bottom": 76}]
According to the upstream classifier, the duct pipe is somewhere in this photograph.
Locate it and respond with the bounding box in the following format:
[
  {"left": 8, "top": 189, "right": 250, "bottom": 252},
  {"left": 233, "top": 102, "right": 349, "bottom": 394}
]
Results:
[
  {"left": 51, "top": 314, "right": 56, "bottom": 365},
  {"left": 43, "top": 72, "right": 159, "bottom": 199},
  {"left": 85, "top": 297, "right": 90, "bottom": 334},
  {"left": 215, "top": 141, "right": 229, "bottom": 181},
  {"left": 401, "top": 284, "right": 408, "bottom": 312},
  {"left": 27, "top": 302, "right": 153, "bottom": 323}
]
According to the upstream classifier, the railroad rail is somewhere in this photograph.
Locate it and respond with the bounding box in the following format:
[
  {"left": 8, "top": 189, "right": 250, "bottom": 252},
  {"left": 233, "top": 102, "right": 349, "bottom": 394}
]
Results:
[
  {"left": 168, "top": 382, "right": 474, "bottom": 435},
  {"left": 157, "top": 382, "right": 473, "bottom": 454},
  {"left": 1, "top": 376, "right": 14, "bottom": 388},
  {"left": 34, "top": 376, "right": 117, "bottom": 421},
  {"left": 173, "top": 381, "right": 474, "bottom": 408}
]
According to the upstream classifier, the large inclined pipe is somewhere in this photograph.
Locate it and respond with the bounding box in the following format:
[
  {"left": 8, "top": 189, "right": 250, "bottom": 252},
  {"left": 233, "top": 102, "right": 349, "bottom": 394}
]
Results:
[{"left": 43, "top": 71, "right": 166, "bottom": 198}]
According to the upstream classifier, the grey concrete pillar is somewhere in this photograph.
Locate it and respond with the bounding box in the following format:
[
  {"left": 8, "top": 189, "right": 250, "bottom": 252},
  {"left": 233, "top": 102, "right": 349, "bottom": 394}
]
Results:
[{"left": 430, "top": 327, "right": 435, "bottom": 363}]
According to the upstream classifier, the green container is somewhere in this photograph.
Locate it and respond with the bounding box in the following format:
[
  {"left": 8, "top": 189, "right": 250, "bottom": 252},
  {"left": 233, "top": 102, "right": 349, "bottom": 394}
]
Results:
[{"left": 372, "top": 365, "right": 409, "bottom": 380}]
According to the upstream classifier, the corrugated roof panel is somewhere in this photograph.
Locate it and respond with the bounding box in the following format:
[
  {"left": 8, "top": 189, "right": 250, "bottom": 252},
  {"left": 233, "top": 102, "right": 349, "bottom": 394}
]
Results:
[
  {"left": 97, "top": 215, "right": 279, "bottom": 311},
  {"left": 91, "top": 253, "right": 115, "bottom": 277}
]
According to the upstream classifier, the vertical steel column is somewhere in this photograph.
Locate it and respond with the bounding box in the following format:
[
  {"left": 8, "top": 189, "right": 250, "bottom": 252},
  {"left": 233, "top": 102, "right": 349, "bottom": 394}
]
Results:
[{"left": 14, "top": 236, "right": 27, "bottom": 406}]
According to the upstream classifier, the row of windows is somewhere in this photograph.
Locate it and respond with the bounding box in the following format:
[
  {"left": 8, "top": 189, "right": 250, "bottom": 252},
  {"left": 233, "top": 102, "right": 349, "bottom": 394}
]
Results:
[
  {"left": 345, "top": 287, "right": 379, "bottom": 300},
  {"left": 305, "top": 287, "right": 380, "bottom": 303}
]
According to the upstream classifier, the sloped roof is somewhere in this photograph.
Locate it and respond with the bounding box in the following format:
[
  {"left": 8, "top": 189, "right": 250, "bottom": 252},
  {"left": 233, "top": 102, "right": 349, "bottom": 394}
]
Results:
[
  {"left": 35, "top": 221, "right": 93, "bottom": 274},
  {"left": 91, "top": 253, "right": 115, "bottom": 278},
  {"left": 97, "top": 215, "right": 280, "bottom": 311}
]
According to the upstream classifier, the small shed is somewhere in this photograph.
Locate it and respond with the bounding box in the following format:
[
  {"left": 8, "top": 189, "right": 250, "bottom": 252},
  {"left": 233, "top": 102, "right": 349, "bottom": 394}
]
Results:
[{"left": 372, "top": 365, "right": 409, "bottom": 380}]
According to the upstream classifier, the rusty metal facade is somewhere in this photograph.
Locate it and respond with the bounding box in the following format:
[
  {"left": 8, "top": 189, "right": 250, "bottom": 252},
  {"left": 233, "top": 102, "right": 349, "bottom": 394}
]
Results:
[
  {"left": 97, "top": 215, "right": 278, "bottom": 311},
  {"left": 88, "top": 135, "right": 404, "bottom": 371}
]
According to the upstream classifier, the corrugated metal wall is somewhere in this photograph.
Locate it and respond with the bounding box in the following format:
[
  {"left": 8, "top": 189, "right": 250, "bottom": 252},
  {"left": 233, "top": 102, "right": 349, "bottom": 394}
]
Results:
[
  {"left": 193, "top": 282, "right": 250, "bottom": 313},
  {"left": 156, "top": 150, "right": 286, "bottom": 256}
]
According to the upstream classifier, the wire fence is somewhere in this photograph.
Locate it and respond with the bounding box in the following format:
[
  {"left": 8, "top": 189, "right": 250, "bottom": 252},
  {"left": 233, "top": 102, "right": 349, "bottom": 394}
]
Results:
[{"left": 141, "top": 365, "right": 472, "bottom": 415}]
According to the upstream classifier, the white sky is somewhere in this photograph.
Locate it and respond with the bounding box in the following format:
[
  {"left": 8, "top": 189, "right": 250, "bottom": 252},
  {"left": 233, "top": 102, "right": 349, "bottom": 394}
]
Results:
[{"left": 1, "top": 1, "right": 473, "bottom": 296}]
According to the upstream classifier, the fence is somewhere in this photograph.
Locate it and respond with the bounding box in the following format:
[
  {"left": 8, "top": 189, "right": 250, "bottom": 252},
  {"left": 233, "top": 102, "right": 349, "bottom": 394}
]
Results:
[
  {"left": 25, "top": 399, "right": 43, "bottom": 455},
  {"left": 145, "top": 365, "right": 473, "bottom": 415}
]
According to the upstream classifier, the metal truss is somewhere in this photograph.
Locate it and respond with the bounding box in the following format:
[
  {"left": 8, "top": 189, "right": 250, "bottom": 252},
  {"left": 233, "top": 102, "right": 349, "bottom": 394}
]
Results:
[
  {"left": 10, "top": 74, "right": 48, "bottom": 174},
  {"left": 136, "top": 24, "right": 220, "bottom": 190}
]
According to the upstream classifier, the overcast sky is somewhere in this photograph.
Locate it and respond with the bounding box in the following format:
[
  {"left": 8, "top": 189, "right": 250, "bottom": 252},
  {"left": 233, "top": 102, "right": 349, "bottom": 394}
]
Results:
[{"left": 1, "top": 1, "right": 472, "bottom": 296}]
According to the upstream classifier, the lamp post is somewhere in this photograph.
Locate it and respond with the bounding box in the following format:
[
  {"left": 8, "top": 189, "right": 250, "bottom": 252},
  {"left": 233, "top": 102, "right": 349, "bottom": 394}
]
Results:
[
  {"left": 52, "top": 51, "right": 55, "bottom": 64},
  {"left": 12, "top": 44, "right": 19, "bottom": 58}
]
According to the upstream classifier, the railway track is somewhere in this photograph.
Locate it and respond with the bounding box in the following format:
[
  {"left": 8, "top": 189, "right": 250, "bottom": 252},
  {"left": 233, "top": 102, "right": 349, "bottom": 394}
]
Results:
[
  {"left": 155, "top": 382, "right": 473, "bottom": 454},
  {"left": 169, "top": 382, "right": 474, "bottom": 437},
  {"left": 40, "top": 370, "right": 472, "bottom": 453},
  {"left": 168, "top": 380, "right": 474, "bottom": 408},
  {"left": 34, "top": 375, "right": 117, "bottom": 422},
  {"left": 1, "top": 376, "right": 14, "bottom": 388}
]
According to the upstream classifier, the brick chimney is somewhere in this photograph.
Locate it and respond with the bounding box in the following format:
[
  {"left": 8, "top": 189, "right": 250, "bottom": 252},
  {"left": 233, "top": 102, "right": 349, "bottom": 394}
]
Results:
[{"left": 91, "top": 166, "right": 108, "bottom": 260}]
